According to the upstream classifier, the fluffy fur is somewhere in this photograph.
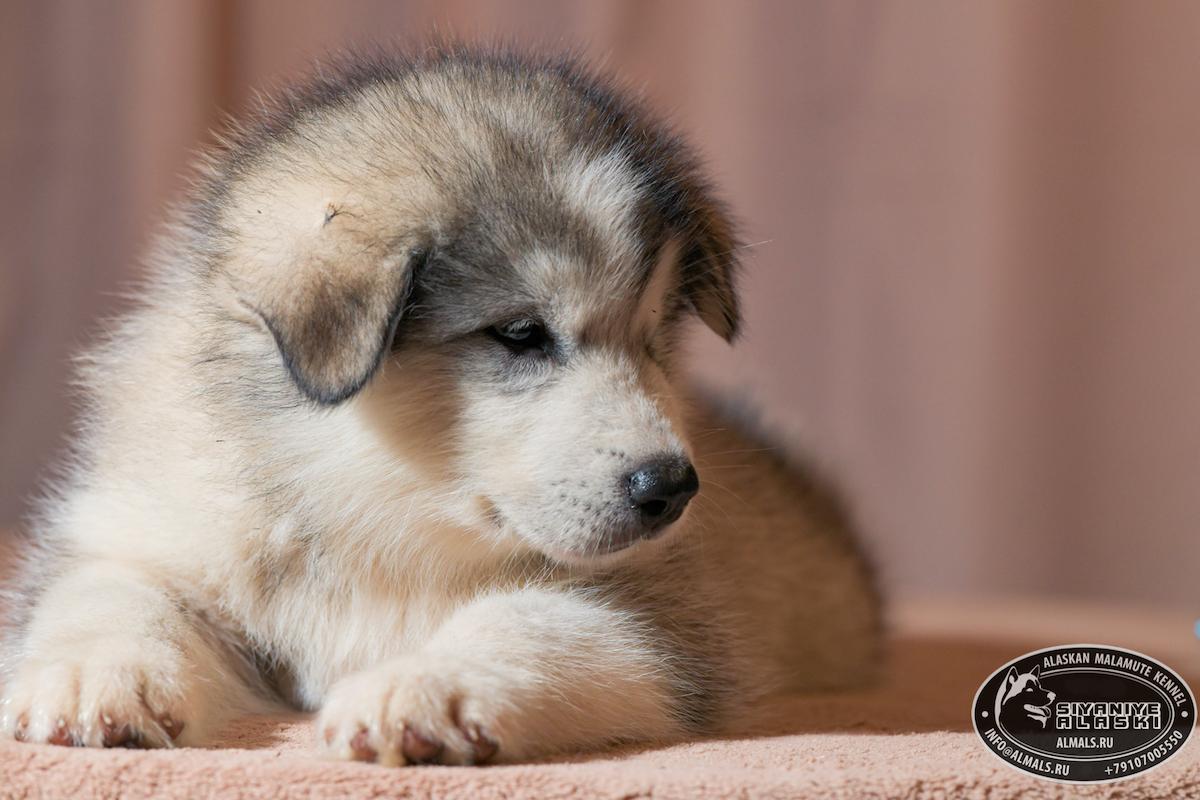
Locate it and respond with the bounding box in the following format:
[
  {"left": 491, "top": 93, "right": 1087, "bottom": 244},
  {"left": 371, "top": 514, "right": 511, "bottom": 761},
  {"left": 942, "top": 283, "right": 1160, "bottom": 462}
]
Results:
[{"left": 0, "top": 46, "right": 880, "bottom": 764}]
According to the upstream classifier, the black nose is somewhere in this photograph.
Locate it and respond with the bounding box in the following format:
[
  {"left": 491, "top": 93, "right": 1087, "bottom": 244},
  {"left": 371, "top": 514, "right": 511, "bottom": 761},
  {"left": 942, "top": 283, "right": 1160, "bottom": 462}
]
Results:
[{"left": 626, "top": 457, "right": 699, "bottom": 532}]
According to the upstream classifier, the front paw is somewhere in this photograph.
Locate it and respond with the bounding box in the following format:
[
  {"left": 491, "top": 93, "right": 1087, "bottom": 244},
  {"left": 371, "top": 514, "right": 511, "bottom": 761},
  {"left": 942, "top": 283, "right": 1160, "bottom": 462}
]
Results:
[
  {"left": 318, "top": 656, "right": 506, "bottom": 766},
  {"left": 0, "top": 640, "right": 198, "bottom": 748}
]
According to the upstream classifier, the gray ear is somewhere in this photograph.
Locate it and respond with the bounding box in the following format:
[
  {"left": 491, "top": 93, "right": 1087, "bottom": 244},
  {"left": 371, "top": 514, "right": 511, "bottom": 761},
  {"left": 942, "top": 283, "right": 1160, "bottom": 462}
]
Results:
[
  {"left": 257, "top": 248, "right": 422, "bottom": 405},
  {"left": 679, "top": 195, "right": 741, "bottom": 342}
]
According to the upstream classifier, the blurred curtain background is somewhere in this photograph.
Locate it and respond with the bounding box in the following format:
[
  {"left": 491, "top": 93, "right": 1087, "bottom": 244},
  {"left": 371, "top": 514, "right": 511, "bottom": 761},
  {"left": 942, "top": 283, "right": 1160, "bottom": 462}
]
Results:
[{"left": 2, "top": 1, "right": 1198, "bottom": 606}]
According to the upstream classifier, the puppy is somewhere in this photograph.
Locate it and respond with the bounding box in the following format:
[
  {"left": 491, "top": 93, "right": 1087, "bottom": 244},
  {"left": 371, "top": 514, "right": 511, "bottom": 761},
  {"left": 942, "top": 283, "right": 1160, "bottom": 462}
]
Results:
[{"left": 0, "top": 47, "right": 880, "bottom": 764}]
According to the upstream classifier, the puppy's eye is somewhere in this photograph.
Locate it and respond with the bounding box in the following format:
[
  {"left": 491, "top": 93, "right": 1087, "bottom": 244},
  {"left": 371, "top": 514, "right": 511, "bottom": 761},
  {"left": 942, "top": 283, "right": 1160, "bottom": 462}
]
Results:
[{"left": 487, "top": 318, "right": 550, "bottom": 354}]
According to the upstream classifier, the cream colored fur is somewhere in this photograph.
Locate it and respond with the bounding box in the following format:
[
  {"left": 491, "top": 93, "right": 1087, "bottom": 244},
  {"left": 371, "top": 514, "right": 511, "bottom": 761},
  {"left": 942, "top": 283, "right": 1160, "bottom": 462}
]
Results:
[{"left": 0, "top": 50, "right": 880, "bottom": 765}]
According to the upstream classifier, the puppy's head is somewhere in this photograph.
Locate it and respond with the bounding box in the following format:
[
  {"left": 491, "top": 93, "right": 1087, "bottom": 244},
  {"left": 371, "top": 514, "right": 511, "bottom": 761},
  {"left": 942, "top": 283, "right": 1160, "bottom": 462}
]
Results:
[{"left": 206, "top": 50, "right": 740, "bottom": 564}]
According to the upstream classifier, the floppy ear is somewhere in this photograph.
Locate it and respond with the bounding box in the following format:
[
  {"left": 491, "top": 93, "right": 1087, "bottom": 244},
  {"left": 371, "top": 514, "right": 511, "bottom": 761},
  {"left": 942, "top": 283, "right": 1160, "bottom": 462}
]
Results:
[
  {"left": 678, "top": 195, "right": 741, "bottom": 342},
  {"left": 253, "top": 246, "right": 423, "bottom": 406}
]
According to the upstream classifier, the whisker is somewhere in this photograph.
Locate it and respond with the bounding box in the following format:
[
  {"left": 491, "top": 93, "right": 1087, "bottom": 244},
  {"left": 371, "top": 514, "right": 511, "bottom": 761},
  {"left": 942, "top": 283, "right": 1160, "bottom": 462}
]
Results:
[
  {"left": 698, "top": 478, "right": 752, "bottom": 510},
  {"left": 696, "top": 446, "right": 778, "bottom": 459}
]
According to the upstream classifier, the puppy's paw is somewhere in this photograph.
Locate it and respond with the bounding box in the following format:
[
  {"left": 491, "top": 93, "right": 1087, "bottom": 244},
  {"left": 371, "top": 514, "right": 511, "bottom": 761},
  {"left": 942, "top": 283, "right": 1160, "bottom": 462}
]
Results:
[
  {"left": 318, "top": 656, "right": 513, "bottom": 766},
  {"left": 0, "top": 639, "right": 200, "bottom": 748}
]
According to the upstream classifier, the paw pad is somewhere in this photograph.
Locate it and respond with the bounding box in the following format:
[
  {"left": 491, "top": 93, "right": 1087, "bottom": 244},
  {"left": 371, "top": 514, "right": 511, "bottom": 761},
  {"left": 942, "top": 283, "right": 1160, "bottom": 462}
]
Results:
[{"left": 401, "top": 727, "right": 442, "bottom": 764}]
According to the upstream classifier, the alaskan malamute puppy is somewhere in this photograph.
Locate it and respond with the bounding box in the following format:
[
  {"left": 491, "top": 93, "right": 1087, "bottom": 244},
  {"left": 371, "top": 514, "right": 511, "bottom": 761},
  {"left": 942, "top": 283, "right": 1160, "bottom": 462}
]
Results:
[{"left": 0, "top": 48, "right": 879, "bottom": 764}]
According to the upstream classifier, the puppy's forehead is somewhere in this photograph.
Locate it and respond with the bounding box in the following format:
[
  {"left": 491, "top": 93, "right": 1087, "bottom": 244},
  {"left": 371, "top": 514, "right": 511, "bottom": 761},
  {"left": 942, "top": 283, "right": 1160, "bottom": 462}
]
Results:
[
  {"left": 511, "top": 150, "right": 662, "bottom": 319},
  {"left": 550, "top": 150, "right": 646, "bottom": 263},
  {"left": 431, "top": 146, "right": 660, "bottom": 324}
]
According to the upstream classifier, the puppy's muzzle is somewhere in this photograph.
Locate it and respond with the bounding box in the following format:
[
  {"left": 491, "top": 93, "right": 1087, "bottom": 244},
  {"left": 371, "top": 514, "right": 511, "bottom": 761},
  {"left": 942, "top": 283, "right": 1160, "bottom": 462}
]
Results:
[{"left": 625, "top": 455, "right": 699, "bottom": 535}]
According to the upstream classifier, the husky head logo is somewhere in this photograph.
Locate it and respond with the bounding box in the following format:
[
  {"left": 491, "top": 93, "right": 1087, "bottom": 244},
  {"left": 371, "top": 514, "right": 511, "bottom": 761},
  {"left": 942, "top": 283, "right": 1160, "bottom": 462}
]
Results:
[{"left": 995, "top": 665, "right": 1056, "bottom": 731}]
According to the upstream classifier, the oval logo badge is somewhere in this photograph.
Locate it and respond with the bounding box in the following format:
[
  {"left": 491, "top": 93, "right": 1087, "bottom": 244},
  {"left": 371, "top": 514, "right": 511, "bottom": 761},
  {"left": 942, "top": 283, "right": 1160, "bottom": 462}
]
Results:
[{"left": 972, "top": 644, "right": 1194, "bottom": 783}]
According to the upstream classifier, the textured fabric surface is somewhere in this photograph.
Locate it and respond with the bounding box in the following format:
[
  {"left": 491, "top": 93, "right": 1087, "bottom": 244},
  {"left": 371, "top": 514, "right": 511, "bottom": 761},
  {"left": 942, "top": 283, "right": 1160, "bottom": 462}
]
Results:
[
  {"left": 3, "top": 725, "right": 1196, "bottom": 800},
  {"left": 2, "top": 598, "right": 1195, "bottom": 799}
]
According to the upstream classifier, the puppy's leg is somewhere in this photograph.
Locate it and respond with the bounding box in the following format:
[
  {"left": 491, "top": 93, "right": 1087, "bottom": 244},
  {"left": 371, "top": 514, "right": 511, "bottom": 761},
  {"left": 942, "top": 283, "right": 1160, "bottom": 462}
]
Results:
[
  {"left": 318, "top": 588, "right": 683, "bottom": 765},
  {"left": 1, "top": 560, "right": 239, "bottom": 747}
]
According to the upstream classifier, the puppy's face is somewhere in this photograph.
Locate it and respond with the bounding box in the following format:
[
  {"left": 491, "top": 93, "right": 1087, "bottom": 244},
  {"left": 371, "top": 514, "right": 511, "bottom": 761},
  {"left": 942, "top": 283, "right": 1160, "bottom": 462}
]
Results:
[
  {"left": 211, "top": 61, "right": 740, "bottom": 564},
  {"left": 398, "top": 225, "right": 700, "bottom": 564}
]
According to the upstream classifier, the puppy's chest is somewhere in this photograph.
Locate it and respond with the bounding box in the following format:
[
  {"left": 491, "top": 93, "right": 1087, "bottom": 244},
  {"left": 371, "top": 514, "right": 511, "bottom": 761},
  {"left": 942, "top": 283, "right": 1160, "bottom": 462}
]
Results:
[
  {"left": 227, "top": 526, "right": 530, "bottom": 705},
  {"left": 241, "top": 571, "right": 463, "bottom": 704}
]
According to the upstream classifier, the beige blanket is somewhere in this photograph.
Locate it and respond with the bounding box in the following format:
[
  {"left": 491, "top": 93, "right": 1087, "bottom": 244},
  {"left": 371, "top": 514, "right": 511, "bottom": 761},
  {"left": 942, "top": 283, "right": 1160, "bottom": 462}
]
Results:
[{"left": 2, "top": 597, "right": 1196, "bottom": 799}]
